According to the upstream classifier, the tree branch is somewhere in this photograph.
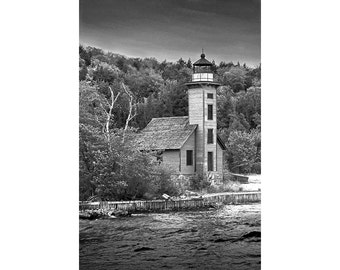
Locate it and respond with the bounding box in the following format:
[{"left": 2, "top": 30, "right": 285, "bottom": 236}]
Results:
[
  {"left": 121, "top": 83, "right": 137, "bottom": 143},
  {"left": 103, "top": 86, "right": 120, "bottom": 141}
]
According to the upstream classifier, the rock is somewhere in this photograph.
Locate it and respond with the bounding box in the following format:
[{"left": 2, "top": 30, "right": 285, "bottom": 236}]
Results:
[
  {"left": 106, "top": 211, "right": 117, "bottom": 218},
  {"left": 113, "top": 210, "right": 131, "bottom": 217},
  {"left": 79, "top": 211, "right": 101, "bottom": 220},
  {"left": 185, "top": 190, "right": 199, "bottom": 196}
]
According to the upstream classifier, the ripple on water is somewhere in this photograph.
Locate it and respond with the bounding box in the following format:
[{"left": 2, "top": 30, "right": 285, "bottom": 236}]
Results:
[{"left": 80, "top": 203, "right": 261, "bottom": 270}]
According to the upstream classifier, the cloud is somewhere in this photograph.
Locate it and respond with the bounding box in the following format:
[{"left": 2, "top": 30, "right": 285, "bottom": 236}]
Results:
[{"left": 79, "top": 0, "right": 261, "bottom": 65}]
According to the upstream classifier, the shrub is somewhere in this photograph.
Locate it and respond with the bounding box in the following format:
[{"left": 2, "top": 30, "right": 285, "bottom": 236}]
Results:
[
  {"left": 227, "top": 130, "right": 257, "bottom": 173},
  {"left": 79, "top": 125, "right": 180, "bottom": 201},
  {"left": 252, "top": 162, "right": 261, "bottom": 174},
  {"left": 189, "top": 174, "right": 211, "bottom": 191},
  {"left": 148, "top": 164, "right": 179, "bottom": 198},
  {"left": 206, "top": 181, "right": 242, "bottom": 193},
  {"left": 222, "top": 171, "right": 233, "bottom": 182}
]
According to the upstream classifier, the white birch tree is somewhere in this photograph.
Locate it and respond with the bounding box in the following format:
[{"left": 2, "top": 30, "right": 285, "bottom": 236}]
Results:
[{"left": 121, "top": 83, "right": 137, "bottom": 143}]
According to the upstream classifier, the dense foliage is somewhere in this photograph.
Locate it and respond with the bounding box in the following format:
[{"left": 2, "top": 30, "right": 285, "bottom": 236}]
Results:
[{"left": 79, "top": 45, "right": 261, "bottom": 200}]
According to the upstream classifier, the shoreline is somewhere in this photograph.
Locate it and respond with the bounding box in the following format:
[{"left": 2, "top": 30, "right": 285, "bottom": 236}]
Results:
[{"left": 79, "top": 191, "right": 261, "bottom": 219}]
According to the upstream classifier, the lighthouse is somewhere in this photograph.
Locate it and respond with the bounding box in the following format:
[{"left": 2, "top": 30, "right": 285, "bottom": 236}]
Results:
[
  {"left": 186, "top": 52, "right": 223, "bottom": 181},
  {"left": 137, "top": 51, "right": 225, "bottom": 184}
]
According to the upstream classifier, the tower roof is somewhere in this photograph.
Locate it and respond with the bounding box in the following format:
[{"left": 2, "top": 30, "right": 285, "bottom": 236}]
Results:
[{"left": 193, "top": 53, "right": 213, "bottom": 66}]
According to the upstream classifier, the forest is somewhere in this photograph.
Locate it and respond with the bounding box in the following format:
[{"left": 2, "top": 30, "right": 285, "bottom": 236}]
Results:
[{"left": 79, "top": 45, "right": 261, "bottom": 201}]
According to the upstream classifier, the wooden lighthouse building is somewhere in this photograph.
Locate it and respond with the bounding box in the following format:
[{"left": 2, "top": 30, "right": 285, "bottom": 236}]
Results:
[{"left": 137, "top": 53, "right": 226, "bottom": 183}]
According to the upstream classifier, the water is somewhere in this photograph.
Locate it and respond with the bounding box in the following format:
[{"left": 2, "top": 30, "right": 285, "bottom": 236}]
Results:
[{"left": 80, "top": 203, "right": 261, "bottom": 270}]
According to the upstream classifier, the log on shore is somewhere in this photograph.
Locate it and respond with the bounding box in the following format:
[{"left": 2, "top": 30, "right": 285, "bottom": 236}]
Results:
[{"left": 79, "top": 209, "right": 131, "bottom": 220}]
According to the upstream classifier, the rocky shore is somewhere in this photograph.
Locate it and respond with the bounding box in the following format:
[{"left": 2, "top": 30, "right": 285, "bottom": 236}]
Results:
[
  {"left": 79, "top": 209, "right": 132, "bottom": 220},
  {"left": 79, "top": 201, "right": 222, "bottom": 220},
  {"left": 79, "top": 190, "right": 261, "bottom": 220}
]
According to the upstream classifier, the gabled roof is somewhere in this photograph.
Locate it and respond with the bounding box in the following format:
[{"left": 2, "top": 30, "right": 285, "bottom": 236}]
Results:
[{"left": 136, "top": 116, "right": 197, "bottom": 150}]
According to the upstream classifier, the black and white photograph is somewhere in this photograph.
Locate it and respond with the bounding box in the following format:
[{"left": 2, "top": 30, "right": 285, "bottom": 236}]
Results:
[
  {"left": 3, "top": 0, "right": 340, "bottom": 270},
  {"left": 79, "top": 0, "right": 261, "bottom": 269}
]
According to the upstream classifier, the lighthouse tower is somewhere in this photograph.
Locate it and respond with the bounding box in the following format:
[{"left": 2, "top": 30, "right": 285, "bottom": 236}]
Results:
[{"left": 186, "top": 52, "right": 222, "bottom": 181}]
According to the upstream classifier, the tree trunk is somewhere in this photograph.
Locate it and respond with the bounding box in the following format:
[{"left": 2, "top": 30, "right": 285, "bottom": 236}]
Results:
[{"left": 122, "top": 83, "right": 137, "bottom": 143}]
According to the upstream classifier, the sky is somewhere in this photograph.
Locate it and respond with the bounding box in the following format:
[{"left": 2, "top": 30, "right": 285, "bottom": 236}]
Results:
[{"left": 80, "top": 0, "right": 261, "bottom": 66}]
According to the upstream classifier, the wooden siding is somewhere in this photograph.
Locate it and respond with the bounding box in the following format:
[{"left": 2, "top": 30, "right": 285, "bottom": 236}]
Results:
[
  {"left": 217, "top": 140, "right": 223, "bottom": 174},
  {"left": 188, "top": 88, "right": 204, "bottom": 174},
  {"left": 140, "top": 83, "right": 225, "bottom": 179},
  {"left": 162, "top": 150, "right": 180, "bottom": 173},
  {"left": 189, "top": 85, "right": 218, "bottom": 177},
  {"left": 204, "top": 87, "right": 217, "bottom": 172},
  {"left": 180, "top": 130, "right": 196, "bottom": 174}
]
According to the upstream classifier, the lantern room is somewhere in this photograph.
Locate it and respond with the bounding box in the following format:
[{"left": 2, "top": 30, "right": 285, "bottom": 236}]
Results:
[{"left": 192, "top": 52, "right": 214, "bottom": 82}]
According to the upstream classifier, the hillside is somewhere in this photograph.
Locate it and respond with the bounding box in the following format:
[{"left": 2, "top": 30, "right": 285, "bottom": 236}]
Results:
[{"left": 79, "top": 45, "right": 261, "bottom": 200}]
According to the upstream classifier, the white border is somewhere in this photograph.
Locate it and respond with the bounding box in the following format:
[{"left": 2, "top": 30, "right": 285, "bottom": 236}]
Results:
[{"left": 1, "top": 0, "right": 340, "bottom": 269}]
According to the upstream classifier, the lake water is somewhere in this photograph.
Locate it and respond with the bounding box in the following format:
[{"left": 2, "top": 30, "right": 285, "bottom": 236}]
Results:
[{"left": 79, "top": 203, "right": 261, "bottom": 270}]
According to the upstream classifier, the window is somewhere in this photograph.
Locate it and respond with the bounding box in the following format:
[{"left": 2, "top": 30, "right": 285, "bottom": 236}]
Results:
[
  {"left": 207, "top": 129, "right": 213, "bottom": 144},
  {"left": 208, "top": 104, "right": 213, "bottom": 120},
  {"left": 208, "top": 152, "right": 213, "bottom": 171},
  {"left": 186, "top": 150, "right": 193, "bottom": 166},
  {"left": 207, "top": 93, "right": 214, "bottom": 99}
]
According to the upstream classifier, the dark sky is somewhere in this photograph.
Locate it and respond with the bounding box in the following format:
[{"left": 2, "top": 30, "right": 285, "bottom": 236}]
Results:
[{"left": 80, "top": 0, "right": 260, "bottom": 66}]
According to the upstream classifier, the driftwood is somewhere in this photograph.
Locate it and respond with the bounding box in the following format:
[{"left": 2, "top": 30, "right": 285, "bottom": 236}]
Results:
[{"left": 79, "top": 209, "right": 131, "bottom": 220}]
